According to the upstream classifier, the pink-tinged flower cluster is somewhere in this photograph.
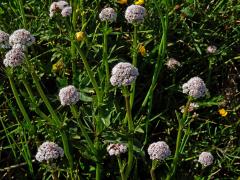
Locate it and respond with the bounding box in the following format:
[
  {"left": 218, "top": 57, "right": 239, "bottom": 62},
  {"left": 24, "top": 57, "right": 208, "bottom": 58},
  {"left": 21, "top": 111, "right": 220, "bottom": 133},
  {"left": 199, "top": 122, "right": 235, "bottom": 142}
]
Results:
[
  {"left": 35, "top": 141, "right": 64, "bottom": 162},
  {"left": 182, "top": 77, "right": 207, "bottom": 98},
  {"left": 166, "top": 58, "right": 181, "bottom": 70},
  {"left": 49, "top": 1, "right": 72, "bottom": 17},
  {"left": 110, "top": 62, "right": 139, "bottom": 86},
  {"left": 0, "top": 30, "right": 10, "bottom": 48},
  {"left": 9, "top": 29, "right": 35, "bottom": 47},
  {"left": 107, "top": 143, "right": 127, "bottom": 156},
  {"left": 125, "top": 5, "right": 146, "bottom": 24},
  {"left": 59, "top": 85, "right": 80, "bottom": 106},
  {"left": 198, "top": 152, "right": 214, "bottom": 167},
  {"left": 99, "top": 7, "right": 117, "bottom": 23},
  {"left": 148, "top": 141, "right": 171, "bottom": 161},
  {"left": 3, "top": 48, "right": 25, "bottom": 67}
]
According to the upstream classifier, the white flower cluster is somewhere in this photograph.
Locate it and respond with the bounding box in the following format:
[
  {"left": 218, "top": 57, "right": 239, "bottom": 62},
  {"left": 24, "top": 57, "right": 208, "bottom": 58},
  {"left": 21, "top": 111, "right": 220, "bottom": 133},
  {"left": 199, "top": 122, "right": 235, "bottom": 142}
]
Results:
[
  {"left": 99, "top": 7, "right": 117, "bottom": 23},
  {"left": 182, "top": 77, "right": 207, "bottom": 98},
  {"left": 3, "top": 48, "right": 25, "bottom": 67},
  {"left": 107, "top": 143, "right": 127, "bottom": 156},
  {"left": 9, "top": 29, "right": 35, "bottom": 47},
  {"left": 180, "top": 102, "right": 199, "bottom": 113},
  {"left": 198, "top": 152, "right": 214, "bottom": 167},
  {"left": 148, "top": 141, "right": 171, "bottom": 161},
  {"left": 125, "top": 5, "right": 146, "bottom": 24},
  {"left": 0, "top": 30, "right": 10, "bottom": 48},
  {"left": 49, "top": 1, "right": 72, "bottom": 17},
  {"left": 206, "top": 45, "right": 217, "bottom": 54},
  {"left": 35, "top": 141, "right": 64, "bottom": 162},
  {"left": 166, "top": 58, "right": 181, "bottom": 70},
  {"left": 110, "top": 62, "right": 139, "bottom": 86},
  {"left": 2, "top": 29, "right": 34, "bottom": 67},
  {"left": 59, "top": 85, "right": 80, "bottom": 106}
]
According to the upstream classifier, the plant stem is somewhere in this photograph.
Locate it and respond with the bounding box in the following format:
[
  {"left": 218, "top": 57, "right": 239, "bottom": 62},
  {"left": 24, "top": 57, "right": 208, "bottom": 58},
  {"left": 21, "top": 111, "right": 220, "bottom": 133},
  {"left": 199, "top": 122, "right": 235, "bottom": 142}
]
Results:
[
  {"left": 8, "top": 72, "right": 33, "bottom": 133},
  {"left": 142, "top": 15, "right": 168, "bottom": 147},
  {"left": 166, "top": 97, "right": 191, "bottom": 179},
  {"left": 75, "top": 43, "right": 102, "bottom": 103},
  {"left": 123, "top": 87, "right": 134, "bottom": 178},
  {"left": 103, "top": 22, "right": 110, "bottom": 93},
  {"left": 130, "top": 25, "right": 138, "bottom": 109},
  {"left": 117, "top": 156, "right": 126, "bottom": 180},
  {"left": 150, "top": 168, "right": 156, "bottom": 180},
  {"left": 21, "top": 78, "right": 51, "bottom": 122}
]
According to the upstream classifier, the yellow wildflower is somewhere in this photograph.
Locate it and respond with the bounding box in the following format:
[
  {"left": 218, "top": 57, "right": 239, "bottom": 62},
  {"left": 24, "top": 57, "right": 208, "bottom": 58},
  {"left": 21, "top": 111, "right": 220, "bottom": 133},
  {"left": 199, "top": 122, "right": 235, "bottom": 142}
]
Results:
[
  {"left": 218, "top": 108, "right": 228, "bottom": 117},
  {"left": 135, "top": 0, "right": 144, "bottom": 5},
  {"left": 52, "top": 60, "right": 64, "bottom": 73},
  {"left": 138, "top": 43, "right": 146, "bottom": 56},
  {"left": 75, "top": 31, "right": 85, "bottom": 42},
  {"left": 117, "top": 0, "right": 127, "bottom": 5}
]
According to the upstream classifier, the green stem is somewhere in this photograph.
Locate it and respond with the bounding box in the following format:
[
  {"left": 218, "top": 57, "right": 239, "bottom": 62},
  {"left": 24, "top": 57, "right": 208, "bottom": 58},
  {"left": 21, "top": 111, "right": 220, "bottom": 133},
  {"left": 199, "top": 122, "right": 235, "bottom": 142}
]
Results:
[
  {"left": 141, "top": 15, "right": 168, "bottom": 148},
  {"left": 123, "top": 87, "right": 134, "bottom": 178},
  {"left": 166, "top": 97, "right": 191, "bottom": 179},
  {"left": 103, "top": 22, "right": 110, "bottom": 93},
  {"left": 150, "top": 168, "right": 156, "bottom": 180},
  {"left": 75, "top": 43, "right": 101, "bottom": 103},
  {"left": 117, "top": 156, "right": 126, "bottom": 180},
  {"left": 96, "top": 163, "right": 101, "bottom": 180},
  {"left": 8, "top": 72, "right": 33, "bottom": 133},
  {"left": 21, "top": 78, "right": 51, "bottom": 122},
  {"left": 130, "top": 25, "right": 138, "bottom": 109}
]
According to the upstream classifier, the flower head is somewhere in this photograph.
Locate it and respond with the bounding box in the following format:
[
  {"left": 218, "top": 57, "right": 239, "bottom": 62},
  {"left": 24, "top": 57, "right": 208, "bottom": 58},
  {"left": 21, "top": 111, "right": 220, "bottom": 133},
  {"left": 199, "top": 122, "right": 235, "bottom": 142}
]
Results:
[
  {"left": 206, "top": 45, "right": 217, "bottom": 54},
  {"left": 52, "top": 60, "right": 64, "bottom": 73},
  {"left": 75, "top": 31, "right": 85, "bottom": 42},
  {"left": 165, "top": 58, "right": 181, "bottom": 70},
  {"left": 182, "top": 77, "right": 207, "bottom": 98},
  {"left": 198, "top": 152, "right": 214, "bottom": 167},
  {"left": 117, "top": 0, "right": 128, "bottom": 5},
  {"left": 61, "top": 6, "right": 72, "bottom": 17},
  {"left": 0, "top": 30, "right": 10, "bottom": 48},
  {"left": 35, "top": 141, "right": 64, "bottom": 162},
  {"left": 110, "top": 62, "right": 139, "bottom": 86},
  {"left": 59, "top": 85, "right": 80, "bottom": 106},
  {"left": 125, "top": 5, "right": 146, "bottom": 24},
  {"left": 180, "top": 102, "right": 199, "bottom": 113},
  {"left": 107, "top": 143, "right": 127, "bottom": 156},
  {"left": 49, "top": 1, "right": 70, "bottom": 17},
  {"left": 218, "top": 108, "right": 228, "bottom": 117},
  {"left": 138, "top": 43, "right": 146, "bottom": 56},
  {"left": 49, "top": 2, "right": 59, "bottom": 17},
  {"left": 99, "top": 7, "right": 117, "bottom": 23},
  {"left": 3, "top": 48, "right": 25, "bottom": 67},
  {"left": 9, "top": 29, "right": 35, "bottom": 47},
  {"left": 135, "top": 0, "right": 144, "bottom": 5},
  {"left": 56, "top": 1, "right": 69, "bottom": 10},
  {"left": 148, "top": 141, "right": 171, "bottom": 161}
]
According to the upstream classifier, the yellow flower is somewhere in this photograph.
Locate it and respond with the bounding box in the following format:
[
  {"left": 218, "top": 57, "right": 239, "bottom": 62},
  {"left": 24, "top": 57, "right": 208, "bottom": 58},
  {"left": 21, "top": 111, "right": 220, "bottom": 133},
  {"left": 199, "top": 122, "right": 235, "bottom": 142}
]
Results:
[
  {"left": 138, "top": 43, "right": 146, "bottom": 56},
  {"left": 52, "top": 60, "right": 64, "bottom": 73},
  {"left": 218, "top": 108, "right": 228, "bottom": 117},
  {"left": 117, "top": 0, "right": 127, "bottom": 5},
  {"left": 135, "top": 0, "right": 144, "bottom": 5},
  {"left": 75, "top": 31, "right": 85, "bottom": 42}
]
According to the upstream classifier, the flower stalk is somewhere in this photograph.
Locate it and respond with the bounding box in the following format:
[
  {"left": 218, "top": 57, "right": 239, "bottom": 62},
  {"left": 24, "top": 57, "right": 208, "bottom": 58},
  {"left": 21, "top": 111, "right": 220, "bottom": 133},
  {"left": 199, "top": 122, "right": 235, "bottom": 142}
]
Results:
[{"left": 122, "top": 86, "right": 134, "bottom": 178}]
